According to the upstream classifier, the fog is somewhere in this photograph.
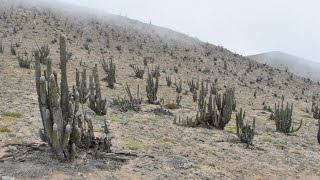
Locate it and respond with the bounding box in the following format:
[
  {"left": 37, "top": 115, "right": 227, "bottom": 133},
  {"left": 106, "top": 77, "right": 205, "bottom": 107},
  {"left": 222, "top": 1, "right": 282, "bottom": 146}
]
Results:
[
  {"left": 8, "top": 0, "right": 320, "bottom": 61},
  {"left": 53, "top": 0, "right": 320, "bottom": 61}
]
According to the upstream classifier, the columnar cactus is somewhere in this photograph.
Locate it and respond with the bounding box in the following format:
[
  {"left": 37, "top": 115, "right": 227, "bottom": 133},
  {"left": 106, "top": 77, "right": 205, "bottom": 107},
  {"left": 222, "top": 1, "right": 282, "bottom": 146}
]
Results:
[
  {"left": 75, "top": 67, "right": 89, "bottom": 104},
  {"left": 10, "top": 42, "right": 16, "bottom": 55},
  {"left": 166, "top": 75, "right": 172, "bottom": 87},
  {"left": 89, "top": 64, "right": 107, "bottom": 115},
  {"left": 112, "top": 83, "right": 142, "bottom": 112},
  {"left": 102, "top": 57, "right": 116, "bottom": 88},
  {"left": 188, "top": 78, "right": 199, "bottom": 93},
  {"left": 175, "top": 78, "right": 182, "bottom": 93},
  {"left": 35, "top": 34, "right": 111, "bottom": 162},
  {"left": 129, "top": 64, "right": 145, "bottom": 79},
  {"left": 0, "top": 39, "right": 3, "bottom": 53},
  {"left": 146, "top": 69, "right": 159, "bottom": 104},
  {"left": 195, "top": 87, "right": 235, "bottom": 129},
  {"left": 236, "top": 108, "right": 255, "bottom": 147},
  {"left": 274, "top": 100, "right": 302, "bottom": 133},
  {"left": 40, "top": 44, "right": 50, "bottom": 64}
]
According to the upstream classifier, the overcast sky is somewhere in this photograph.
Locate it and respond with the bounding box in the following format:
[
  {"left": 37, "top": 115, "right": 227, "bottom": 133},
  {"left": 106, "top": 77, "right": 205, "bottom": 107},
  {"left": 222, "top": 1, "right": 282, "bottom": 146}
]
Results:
[{"left": 59, "top": 0, "right": 320, "bottom": 61}]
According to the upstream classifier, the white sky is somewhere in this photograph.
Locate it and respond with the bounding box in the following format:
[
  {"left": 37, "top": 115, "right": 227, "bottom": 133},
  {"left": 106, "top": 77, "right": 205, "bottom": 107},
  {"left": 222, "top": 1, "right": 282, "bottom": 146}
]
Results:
[{"left": 59, "top": 0, "right": 320, "bottom": 61}]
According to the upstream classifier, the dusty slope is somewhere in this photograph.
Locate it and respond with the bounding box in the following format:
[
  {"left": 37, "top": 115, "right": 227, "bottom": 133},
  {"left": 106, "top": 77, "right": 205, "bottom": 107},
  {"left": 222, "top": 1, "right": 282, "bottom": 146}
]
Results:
[{"left": 0, "top": 1, "right": 320, "bottom": 179}]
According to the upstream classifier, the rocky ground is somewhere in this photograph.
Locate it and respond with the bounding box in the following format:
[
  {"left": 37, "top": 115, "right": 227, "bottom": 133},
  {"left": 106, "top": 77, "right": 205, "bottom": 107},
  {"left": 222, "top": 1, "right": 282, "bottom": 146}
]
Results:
[{"left": 0, "top": 1, "right": 320, "bottom": 179}]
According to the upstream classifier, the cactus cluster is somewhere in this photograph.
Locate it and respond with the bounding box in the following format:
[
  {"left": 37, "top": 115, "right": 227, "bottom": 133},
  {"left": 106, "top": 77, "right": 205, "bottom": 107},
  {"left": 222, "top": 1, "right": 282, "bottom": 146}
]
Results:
[
  {"left": 151, "top": 64, "right": 160, "bottom": 78},
  {"left": 39, "top": 44, "right": 50, "bottom": 64},
  {"left": 146, "top": 69, "right": 159, "bottom": 104},
  {"left": 175, "top": 78, "right": 182, "bottom": 93},
  {"left": 75, "top": 67, "right": 89, "bottom": 104},
  {"left": 17, "top": 53, "right": 33, "bottom": 68},
  {"left": 274, "top": 100, "right": 302, "bottom": 133},
  {"left": 174, "top": 116, "right": 197, "bottom": 127},
  {"left": 112, "top": 84, "right": 142, "bottom": 112},
  {"left": 129, "top": 64, "right": 145, "bottom": 79},
  {"left": 89, "top": 64, "right": 107, "bottom": 115},
  {"left": 188, "top": 78, "right": 199, "bottom": 93},
  {"left": 196, "top": 87, "right": 236, "bottom": 130},
  {"left": 35, "top": 34, "right": 111, "bottom": 162},
  {"left": 236, "top": 108, "right": 255, "bottom": 147},
  {"left": 102, "top": 57, "right": 116, "bottom": 88}
]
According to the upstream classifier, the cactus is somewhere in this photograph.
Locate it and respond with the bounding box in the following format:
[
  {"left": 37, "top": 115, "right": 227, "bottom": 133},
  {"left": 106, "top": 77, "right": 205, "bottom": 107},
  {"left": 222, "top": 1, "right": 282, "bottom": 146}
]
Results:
[
  {"left": 101, "top": 57, "right": 116, "bottom": 88},
  {"left": 17, "top": 53, "right": 33, "bottom": 69},
  {"left": 192, "top": 89, "right": 198, "bottom": 102},
  {"left": 112, "top": 83, "right": 142, "bottom": 112},
  {"left": 151, "top": 64, "right": 160, "bottom": 78},
  {"left": 318, "top": 120, "right": 320, "bottom": 144},
  {"left": 166, "top": 75, "right": 172, "bottom": 87},
  {"left": 274, "top": 100, "right": 302, "bottom": 133},
  {"left": 75, "top": 67, "right": 89, "bottom": 104},
  {"left": 312, "top": 103, "right": 320, "bottom": 119},
  {"left": 188, "top": 78, "right": 199, "bottom": 93},
  {"left": 0, "top": 39, "right": 3, "bottom": 53},
  {"left": 194, "top": 87, "right": 235, "bottom": 129},
  {"left": 236, "top": 108, "right": 255, "bottom": 147},
  {"left": 146, "top": 69, "right": 159, "bottom": 104},
  {"left": 175, "top": 78, "right": 182, "bottom": 93},
  {"left": 39, "top": 44, "right": 50, "bottom": 64},
  {"left": 173, "top": 66, "right": 178, "bottom": 73},
  {"left": 174, "top": 116, "right": 197, "bottom": 127},
  {"left": 10, "top": 42, "right": 16, "bottom": 55},
  {"left": 89, "top": 64, "right": 107, "bottom": 115},
  {"left": 176, "top": 93, "right": 182, "bottom": 107},
  {"left": 129, "top": 64, "right": 145, "bottom": 79},
  {"left": 35, "top": 34, "right": 111, "bottom": 162},
  {"left": 210, "top": 82, "right": 218, "bottom": 95}
]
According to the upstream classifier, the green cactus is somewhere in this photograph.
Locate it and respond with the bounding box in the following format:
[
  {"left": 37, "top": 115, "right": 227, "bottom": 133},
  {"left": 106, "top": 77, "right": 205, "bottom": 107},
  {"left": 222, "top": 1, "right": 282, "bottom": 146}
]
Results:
[
  {"left": 101, "top": 57, "right": 116, "bottom": 88},
  {"left": 166, "top": 75, "right": 172, "bottom": 87},
  {"left": 0, "top": 39, "right": 3, "bottom": 53},
  {"left": 146, "top": 69, "right": 159, "bottom": 104},
  {"left": 236, "top": 108, "right": 255, "bottom": 147},
  {"left": 89, "top": 64, "right": 107, "bottom": 115},
  {"left": 274, "top": 100, "right": 302, "bottom": 133},
  {"left": 35, "top": 34, "right": 112, "bottom": 162},
  {"left": 130, "top": 64, "right": 145, "bottom": 79},
  {"left": 187, "top": 78, "right": 199, "bottom": 93},
  {"left": 17, "top": 53, "right": 33, "bottom": 69},
  {"left": 175, "top": 78, "right": 182, "bottom": 93}
]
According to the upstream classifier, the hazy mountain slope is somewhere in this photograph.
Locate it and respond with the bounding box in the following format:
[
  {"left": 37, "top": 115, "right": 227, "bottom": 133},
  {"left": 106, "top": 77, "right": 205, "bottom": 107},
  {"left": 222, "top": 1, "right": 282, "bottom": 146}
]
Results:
[
  {"left": 249, "top": 51, "right": 320, "bottom": 81},
  {"left": 0, "top": 0, "right": 320, "bottom": 179}
]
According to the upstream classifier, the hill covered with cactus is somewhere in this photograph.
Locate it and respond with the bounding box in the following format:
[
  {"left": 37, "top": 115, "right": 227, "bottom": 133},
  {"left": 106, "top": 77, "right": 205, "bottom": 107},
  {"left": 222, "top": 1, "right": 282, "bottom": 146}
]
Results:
[{"left": 0, "top": 0, "right": 320, "bottom": 179}]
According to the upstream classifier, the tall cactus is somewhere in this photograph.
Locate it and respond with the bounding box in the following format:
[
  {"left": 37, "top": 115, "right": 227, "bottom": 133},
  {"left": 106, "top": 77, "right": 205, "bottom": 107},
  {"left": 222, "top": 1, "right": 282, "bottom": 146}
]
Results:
[
  {"left": 89, "top": 64, "right": 107, "bottom": 115},
  {"left": 236, "top": 108, "right": 255, "bottom": 147},
  {"left": 35, "top": 34, "right": 111, "bottom": 162},
  {"left": 195, "top": 87, "right": 235, "bottom": 129},
  {"left": 274, "top": 100, "right": 302, "bottom": 133},
  {"left": 146, "top": 69, "right": 159, "bottom": 104},
  {"left": 75, "top": 67, "right": 89, "bottom": 104},
  {"left": 101, "top": 57, "right": 116, "bottom": 88},
  {"left": 0, "top": 39, "right": 3, "bottom": 53}
]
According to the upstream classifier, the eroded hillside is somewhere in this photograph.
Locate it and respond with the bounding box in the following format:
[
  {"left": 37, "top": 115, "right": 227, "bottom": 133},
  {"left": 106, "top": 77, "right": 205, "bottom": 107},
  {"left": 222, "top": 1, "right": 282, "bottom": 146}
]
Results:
[{"left": 0, "top": 1, "right": 320, "bottom": 179}]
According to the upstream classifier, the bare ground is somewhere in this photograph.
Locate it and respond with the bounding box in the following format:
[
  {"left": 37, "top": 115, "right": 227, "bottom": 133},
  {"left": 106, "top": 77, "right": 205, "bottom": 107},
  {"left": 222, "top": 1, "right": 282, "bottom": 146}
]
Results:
[{"left": 0, "top": 3, "right": 320, "bottom": 180}]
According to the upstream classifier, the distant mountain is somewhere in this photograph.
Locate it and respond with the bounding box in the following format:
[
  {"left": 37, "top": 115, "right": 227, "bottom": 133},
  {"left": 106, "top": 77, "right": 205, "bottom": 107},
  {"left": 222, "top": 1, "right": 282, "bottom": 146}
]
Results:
[{"left": 248, "top": 51, "right": 320, "bottom": 81}]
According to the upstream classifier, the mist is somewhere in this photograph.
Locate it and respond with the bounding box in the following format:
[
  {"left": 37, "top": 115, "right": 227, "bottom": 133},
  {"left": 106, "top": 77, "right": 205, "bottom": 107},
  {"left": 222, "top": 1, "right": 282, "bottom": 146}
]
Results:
[
  {"left": 5, "top": 0, "right": 320, "bottom": 61},
  {"left": 53, "top": 0, "right": 320, "bottom": 61}
]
